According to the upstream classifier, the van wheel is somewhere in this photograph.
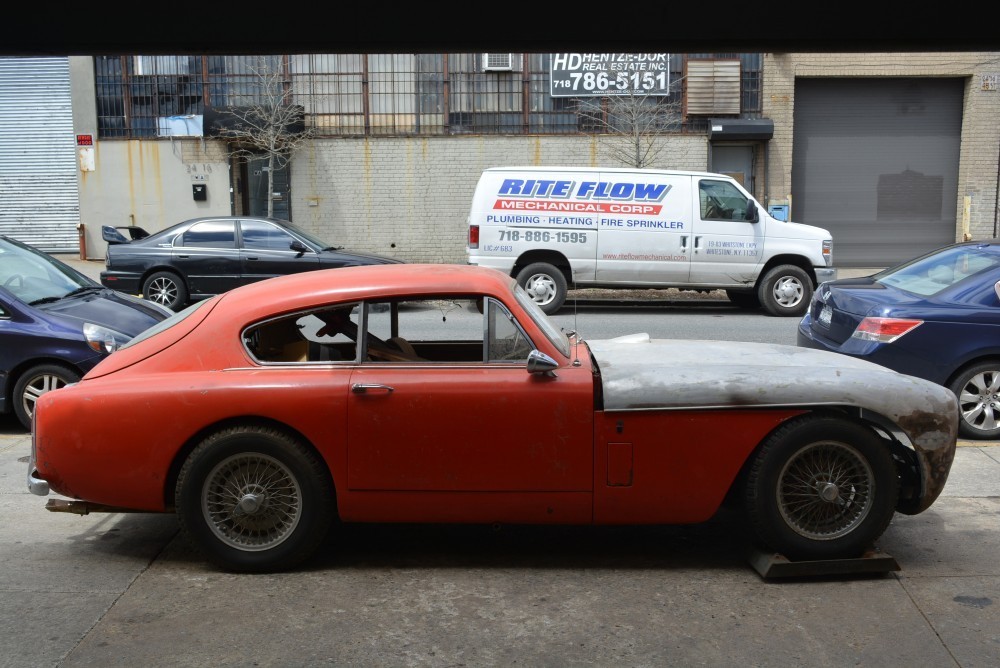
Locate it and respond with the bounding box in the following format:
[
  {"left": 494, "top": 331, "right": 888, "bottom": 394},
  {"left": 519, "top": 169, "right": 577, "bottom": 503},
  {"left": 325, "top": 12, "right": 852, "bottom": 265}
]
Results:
[
  {"left": 516, "top": 262, "right": 567, "bottom": 314},
  {"left": 757, "top": 265, "right": 812, "bottom": 317}
]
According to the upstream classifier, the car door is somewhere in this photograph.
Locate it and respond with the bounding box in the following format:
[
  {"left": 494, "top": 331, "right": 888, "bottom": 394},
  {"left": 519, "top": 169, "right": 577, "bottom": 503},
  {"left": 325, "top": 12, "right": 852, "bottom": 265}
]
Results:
[
  {"left": 173, "top": 219, "right": 242, "bottom": 296},
  {"left": 688, "top": 177, "right": 766, "bottom": 286},
  {"left": 345, "top": 296, "right": 594, "bottom": 494},
  {"left": 238, "top": 218, "right": 320, "bottom": 286}
]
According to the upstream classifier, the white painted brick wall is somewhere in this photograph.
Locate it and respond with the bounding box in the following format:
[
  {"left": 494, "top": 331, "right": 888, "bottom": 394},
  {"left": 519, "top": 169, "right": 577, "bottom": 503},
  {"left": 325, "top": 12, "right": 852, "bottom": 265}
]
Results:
[{"left": 290, "top": 135, "right": 707, "bottom": 264}]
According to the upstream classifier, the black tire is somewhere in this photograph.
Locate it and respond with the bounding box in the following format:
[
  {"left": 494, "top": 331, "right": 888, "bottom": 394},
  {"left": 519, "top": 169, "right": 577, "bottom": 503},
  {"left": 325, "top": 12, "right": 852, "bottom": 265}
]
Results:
[
  {"left": 725, "top": 289, "right": 761, "bottom": 310},
  {"left": 175, "top": 425, "right": 335, "bottom": 573},
  {"left": 757, "top": 264, "right": 812, "bottom": 317},
  {"left": 515, "top": 262, "right": 567, "bottom": 315},
  {"left": 948, "top": 361, "right": 1000, "bottom": 439},
  {"left": 743, "top": 414, "right": 899, "bottom": 561},
  {"left": 12, "top": 363, "right": 80, "bottom": 430},
  {"left": 143, "top": 270, "right": 188, "bottom": 311}
]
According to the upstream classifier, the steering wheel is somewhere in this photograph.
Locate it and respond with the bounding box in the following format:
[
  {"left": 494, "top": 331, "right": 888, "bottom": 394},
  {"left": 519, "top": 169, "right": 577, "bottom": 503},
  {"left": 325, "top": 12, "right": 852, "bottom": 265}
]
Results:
[{"left": 3, "top": 274, "right": 24, "bottom": 289}]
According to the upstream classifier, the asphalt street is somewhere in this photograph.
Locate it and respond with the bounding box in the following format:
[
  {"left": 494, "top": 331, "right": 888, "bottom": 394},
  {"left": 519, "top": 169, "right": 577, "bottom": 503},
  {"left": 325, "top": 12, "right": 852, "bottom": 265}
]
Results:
[{"left": 0, "top": 256, "right": 993, "bottom": 667}]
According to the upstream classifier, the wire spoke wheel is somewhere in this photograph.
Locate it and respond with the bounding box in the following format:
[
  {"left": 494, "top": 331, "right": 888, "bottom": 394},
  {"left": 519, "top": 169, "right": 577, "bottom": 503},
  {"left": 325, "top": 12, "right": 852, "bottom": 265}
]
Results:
[
  {"left": 202, "top": 452, "right": 303, "bottom": 551},
  {"left": 776, "top": 441, "right": 874, "bottom": 541}
]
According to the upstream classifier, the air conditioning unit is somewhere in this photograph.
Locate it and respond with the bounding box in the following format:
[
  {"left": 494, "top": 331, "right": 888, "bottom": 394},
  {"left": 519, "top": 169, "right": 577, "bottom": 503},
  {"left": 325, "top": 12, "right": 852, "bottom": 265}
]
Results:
[{"left": 483, "top": 53, "right": 514, "bottom": 72}]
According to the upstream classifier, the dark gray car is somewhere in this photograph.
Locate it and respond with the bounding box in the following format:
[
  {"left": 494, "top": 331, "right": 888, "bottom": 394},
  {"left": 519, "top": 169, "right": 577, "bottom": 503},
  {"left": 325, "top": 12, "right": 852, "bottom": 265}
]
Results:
[{"left": 100, "top": 216, "right": 403, "bottom": 310}]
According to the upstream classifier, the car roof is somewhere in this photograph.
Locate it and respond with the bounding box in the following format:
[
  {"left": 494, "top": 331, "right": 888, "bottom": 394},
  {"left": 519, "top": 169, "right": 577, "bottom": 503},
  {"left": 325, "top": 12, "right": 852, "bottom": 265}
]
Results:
[
  {"left": 213, "top": 263, "right": 515, "bottom": 321},
  {"left": 145, "top": 215, "right": 294, "bottom": 237},
  {"left": 482, "top": 166, "right": 735, "bottom": 179}
]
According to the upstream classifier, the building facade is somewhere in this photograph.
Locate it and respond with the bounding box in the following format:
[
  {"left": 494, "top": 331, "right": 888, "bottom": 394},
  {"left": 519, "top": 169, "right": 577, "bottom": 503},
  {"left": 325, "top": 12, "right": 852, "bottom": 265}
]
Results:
[{"left": 1, "top": 52, "right": 997, "bottom": 270}]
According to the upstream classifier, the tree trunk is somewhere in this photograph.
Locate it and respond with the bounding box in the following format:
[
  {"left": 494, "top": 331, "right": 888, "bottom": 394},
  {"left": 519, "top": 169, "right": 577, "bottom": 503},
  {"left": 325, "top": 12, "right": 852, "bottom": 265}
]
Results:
[{"left": 266, "top": 153, "right": 275, "bottom": 218}]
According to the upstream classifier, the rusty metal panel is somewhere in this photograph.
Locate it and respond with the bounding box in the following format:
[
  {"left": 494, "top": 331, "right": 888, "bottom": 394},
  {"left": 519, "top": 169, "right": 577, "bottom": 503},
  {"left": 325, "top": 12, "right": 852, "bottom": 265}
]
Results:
[{"left": 685, "top": 59, "right": 741, "bottom": 116}]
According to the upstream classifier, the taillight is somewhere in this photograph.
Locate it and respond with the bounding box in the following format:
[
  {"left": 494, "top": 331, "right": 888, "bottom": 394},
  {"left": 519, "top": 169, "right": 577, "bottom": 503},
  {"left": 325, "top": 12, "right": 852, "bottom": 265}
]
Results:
[
  {"left": 851, "top": 317, "right": 923, "bottom": 343},
  {"left": 469, "top": 225, "right": 480, "bottom": 249}
]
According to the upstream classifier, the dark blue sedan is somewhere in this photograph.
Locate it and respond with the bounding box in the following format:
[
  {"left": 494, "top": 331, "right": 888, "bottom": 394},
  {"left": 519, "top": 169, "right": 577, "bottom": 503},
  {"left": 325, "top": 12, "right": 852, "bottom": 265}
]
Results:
[
  {"left": 1, "top": 235, "right": 171, "bottom": 430},
  {"left": 797, "top": 239, "right": 1000, "bottom": 440}
]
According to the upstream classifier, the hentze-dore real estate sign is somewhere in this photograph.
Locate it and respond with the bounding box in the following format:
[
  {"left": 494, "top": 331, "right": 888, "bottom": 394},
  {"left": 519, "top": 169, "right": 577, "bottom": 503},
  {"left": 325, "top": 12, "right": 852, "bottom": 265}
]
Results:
[{"left": 549, "top": 54, "right": 671, "bottom": 97}]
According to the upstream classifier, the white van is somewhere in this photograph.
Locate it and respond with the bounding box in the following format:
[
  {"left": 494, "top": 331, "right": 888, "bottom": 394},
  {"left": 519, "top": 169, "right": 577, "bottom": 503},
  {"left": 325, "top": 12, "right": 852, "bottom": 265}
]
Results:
[{"left": 466, "top": 166, "right": 835, "bottom": 316}]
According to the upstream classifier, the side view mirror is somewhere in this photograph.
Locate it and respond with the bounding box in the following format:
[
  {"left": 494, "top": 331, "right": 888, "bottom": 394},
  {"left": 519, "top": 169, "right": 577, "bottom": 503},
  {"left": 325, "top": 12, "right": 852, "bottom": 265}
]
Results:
[
  {"left": 526, "top": 349, "right": 558, "bottom": 376},
  {"left": 745, "top": 205, "right": 759, "bottom": 223},
  {"left": 994, "top": 280, "right": 1000, "bottom": 302},
  {"left": 289, "top": 239, "right": 308, "bottom": 255}
]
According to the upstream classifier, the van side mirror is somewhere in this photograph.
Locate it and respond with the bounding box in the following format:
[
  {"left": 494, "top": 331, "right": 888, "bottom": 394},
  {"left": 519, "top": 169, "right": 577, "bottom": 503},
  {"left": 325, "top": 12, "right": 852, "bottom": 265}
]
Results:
[{"left": 745, "top": 205, "right": 759, "bottom": 223}]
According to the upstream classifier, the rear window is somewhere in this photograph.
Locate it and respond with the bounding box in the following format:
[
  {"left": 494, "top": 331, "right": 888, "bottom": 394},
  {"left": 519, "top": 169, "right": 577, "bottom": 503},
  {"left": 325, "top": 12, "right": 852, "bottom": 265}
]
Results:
[
  {"left": 875, "top": 245, "right": 1000, "bottom": 296},
  {"left": 121, "top": 298, "right": 214, "bottom": 349}
]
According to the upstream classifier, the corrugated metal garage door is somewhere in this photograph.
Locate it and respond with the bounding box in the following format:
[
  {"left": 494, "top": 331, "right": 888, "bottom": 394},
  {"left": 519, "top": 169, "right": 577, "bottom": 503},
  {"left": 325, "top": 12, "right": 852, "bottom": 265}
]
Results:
[
  {"left": 792, "top": 78, "right": 963, "bottom": 267},
  {"left": 0, "top": 57, "right": 79, "bottom": 252}
]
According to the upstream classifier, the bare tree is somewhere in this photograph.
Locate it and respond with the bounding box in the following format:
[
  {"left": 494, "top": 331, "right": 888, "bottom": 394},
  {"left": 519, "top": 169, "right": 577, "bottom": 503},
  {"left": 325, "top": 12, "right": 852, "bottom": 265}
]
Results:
[
  {"left": 212, "top": 57, "right": 318, "bottom": 218},
  {"left": 576, "top": 90, "right": 683, "bottom": 169}
]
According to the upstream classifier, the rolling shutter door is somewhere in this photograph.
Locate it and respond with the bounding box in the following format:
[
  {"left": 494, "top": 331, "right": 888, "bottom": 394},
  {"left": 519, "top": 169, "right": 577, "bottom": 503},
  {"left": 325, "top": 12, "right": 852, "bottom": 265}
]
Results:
[
  {"left": 0, "top": 57, "right": 79, "bottom": 251},
  {"left": 791, "top": 78, "right": 963, "bottom": 267}
]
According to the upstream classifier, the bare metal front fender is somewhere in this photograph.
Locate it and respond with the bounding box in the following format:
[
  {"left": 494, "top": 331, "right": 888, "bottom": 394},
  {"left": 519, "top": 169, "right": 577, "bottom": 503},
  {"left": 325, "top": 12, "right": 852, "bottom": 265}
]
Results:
[{"left": 586, "top": 334, "right": 959, "bottom": 513}]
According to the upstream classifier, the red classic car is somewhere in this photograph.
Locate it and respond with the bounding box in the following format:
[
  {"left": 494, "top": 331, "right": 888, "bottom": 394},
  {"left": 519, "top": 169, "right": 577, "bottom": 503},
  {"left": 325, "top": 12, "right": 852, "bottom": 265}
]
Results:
[{"left": 28, "top": 264, "right": 959, "bottom": 573}]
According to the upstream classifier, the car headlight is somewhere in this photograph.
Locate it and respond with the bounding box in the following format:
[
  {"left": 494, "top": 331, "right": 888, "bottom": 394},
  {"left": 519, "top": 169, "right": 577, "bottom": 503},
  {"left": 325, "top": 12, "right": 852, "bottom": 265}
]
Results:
[{"left": 83, "top": 322, "right": 131, "bottom": 354}]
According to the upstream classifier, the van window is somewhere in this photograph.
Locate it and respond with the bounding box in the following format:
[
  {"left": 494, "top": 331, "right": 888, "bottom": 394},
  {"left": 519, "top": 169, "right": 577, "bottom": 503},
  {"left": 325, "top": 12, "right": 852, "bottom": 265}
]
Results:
[{"left": 699, "top": 180, "right": 751, "bottom": 221}]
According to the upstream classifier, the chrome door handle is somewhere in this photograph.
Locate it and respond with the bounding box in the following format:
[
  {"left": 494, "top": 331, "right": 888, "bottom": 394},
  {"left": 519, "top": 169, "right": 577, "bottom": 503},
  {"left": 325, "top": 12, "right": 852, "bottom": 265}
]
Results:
[{"left": 351, "top": 383, "right": 394, "bottom": 394}]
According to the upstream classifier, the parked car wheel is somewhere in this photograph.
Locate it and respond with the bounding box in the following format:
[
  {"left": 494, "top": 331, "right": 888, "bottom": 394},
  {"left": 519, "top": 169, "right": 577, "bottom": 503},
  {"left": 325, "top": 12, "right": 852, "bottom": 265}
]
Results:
[
  {"left": 143, "top": 271, "right": 188, "bottom": 311},
  {"left": 948, "top": 361, "right": 1000, "bottom": 439},
  {"left": 175, "top": 425, "right": 335, "bottom": 573},
  {"left": 743, "top": 414, "right": 898, "bottom": 561},
  {"left": 725, "top": 289, "right": 761, "bottom": 310},
  {"left": 758, "top": 264, "right": 812, "bottom": 317},
  {"left": 516, "top": 262, "right": 567, "bottom": 315},
  {"left": 13, "top": 363, "right": 80, "bottom": 430}
]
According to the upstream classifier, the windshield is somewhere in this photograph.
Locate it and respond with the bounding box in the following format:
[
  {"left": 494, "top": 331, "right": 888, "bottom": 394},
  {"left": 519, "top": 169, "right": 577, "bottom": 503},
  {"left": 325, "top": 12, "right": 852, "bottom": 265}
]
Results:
[
  {"left": 276, "top": 218, "right": 338, "bottom": 250},
  {"left": 0, "top": 237, "right": 94, "bottom": 303},
  {"left": 512, "top": 281, "right": 571, "bottom": 357},
  {"left": 120, "top": 298, "right": 213, "bottom": 349},
  {"left": 875, "top": 244, "right": 1000, "bottom": 296}
]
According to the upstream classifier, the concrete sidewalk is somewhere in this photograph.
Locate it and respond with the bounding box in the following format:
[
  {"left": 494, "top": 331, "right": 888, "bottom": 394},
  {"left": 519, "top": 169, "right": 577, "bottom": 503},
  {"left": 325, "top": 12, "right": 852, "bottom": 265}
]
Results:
[{"left": 2, "top": 424, "right": 998, "bottom": 667}]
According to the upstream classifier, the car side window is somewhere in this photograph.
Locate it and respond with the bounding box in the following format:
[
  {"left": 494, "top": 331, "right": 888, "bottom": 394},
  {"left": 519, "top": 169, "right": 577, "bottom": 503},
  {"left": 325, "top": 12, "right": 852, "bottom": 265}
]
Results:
[
  {"left": 243, "top": 297, "right": 535, "bottom": 365},
  {"left": 488, "top": 299, "right": 533, "bottom": 361},
  {"left": 240, "top": 220, "right": 297, "bottom": 251},
  {"left": 180, "top": 221, "right": 237, "bottom": 249},
  {"left": 244, "top": 303, "right": 361, "bottom": 364},
  {"left": 364, "top": 296, "right": 534, "bottom": 364}
]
